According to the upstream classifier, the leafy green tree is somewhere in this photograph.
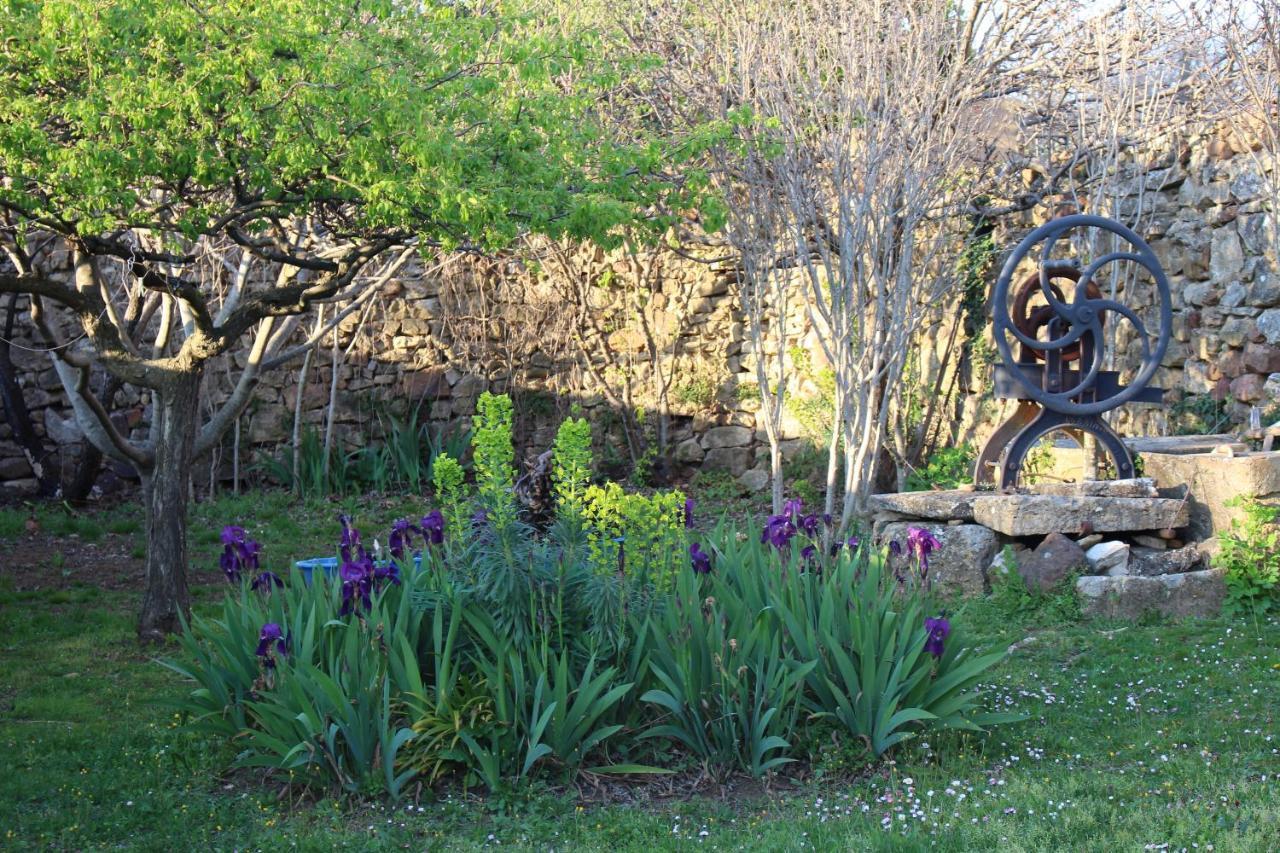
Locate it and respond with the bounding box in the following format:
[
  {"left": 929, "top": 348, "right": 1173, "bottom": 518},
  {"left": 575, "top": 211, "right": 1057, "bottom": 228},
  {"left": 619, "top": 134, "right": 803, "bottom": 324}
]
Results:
[{"left": 0, "top": 0, "right": 700, "bottom": 639}]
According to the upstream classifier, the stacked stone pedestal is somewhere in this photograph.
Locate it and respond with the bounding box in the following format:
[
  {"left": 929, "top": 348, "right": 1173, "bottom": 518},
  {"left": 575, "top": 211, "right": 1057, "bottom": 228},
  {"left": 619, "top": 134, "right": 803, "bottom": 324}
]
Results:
[{"left": 870, "top": 478, "right": 1225, "bottom": 619}]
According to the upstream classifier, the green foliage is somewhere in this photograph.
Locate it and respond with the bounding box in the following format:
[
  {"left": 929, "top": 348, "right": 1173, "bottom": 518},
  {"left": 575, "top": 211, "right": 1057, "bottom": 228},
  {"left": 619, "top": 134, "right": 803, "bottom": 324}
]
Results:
[
  {"left": 165, "top": 486, "right": 1013, "bottom": 798},
  {"left": 642, "top": 569, "right": 813, "bottom": 780},
  {"left": 988, "top": 548, "right": 1082, "bottom": 623},
  {"left": 551, "top": 417, "right": 593, "bottom": 517},
  {"left": 260, "top": 419, "right": 470, "bottom": 499},
  {"left": 1169, "top": 393, "right": 1233, "bottom": 436},
  {"left": 10, "top": 563, "right": 1280, "bottom": 847},
  {"left": 690, "top": 469, "right": 744, "bottom": 504},
  {"left": 1215, "top": 498, "right": 1280, "bottom": 616},
  {"left": 0, "top": 0, "right": 709, "bottom": 250},
  {"left": 905, "top": 444, "right": 976, "bottom": 492},
  {"left": 582, "top": 482, "right": 687, "bottom": 590},
  {"left": 431, "top": 453, "right": 470, "bottom": 544},
  {"left": 671, "top": 365, "right": 720, "bottom": 409},
  {"left": 472, "top": 393, "right": 517, "bottom": 529},
  {"left": 160, "top": 566, "right": 425, "bottom": 801}
]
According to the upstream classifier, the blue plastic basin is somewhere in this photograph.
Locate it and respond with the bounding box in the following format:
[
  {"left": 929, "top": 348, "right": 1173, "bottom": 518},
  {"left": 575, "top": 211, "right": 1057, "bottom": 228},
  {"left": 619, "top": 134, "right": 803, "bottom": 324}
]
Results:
[{"left": 294, "top": 554, "right": 423, "bottom": 584}]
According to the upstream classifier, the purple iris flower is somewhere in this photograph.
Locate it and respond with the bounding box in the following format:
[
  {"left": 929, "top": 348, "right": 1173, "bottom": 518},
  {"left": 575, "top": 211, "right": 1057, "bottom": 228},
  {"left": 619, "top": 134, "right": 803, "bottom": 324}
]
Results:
[
  {"left": 689, "top": 542, "right": 712, "bottom": 574},
  {"left": 800, "top": 544, "right": 817, "bottom": 562},
  {"left": 798, "top": 514, "right": 821, "bottom": 536},
  {"left": 339, "top": 551, "right": 375, "bottom": 615},
  {"left": 906, "top": 526, "right": 942, "bottom": 576},
  {"left": 761, "top": 514, "right": 797, "bottom": 550},
  {"left": 250, "top": 571, "right": 284, "bottom": 592},
  {"left": 889, "top": 540, "right": 903, "bottom": 557},
  {"left": 684, "top": 497, "right": 695, "bottom": 529},
  {"left": 782, "top": 498, "right": 804, "bottom": 519},
  {"left": 420, "top": 510, "right": 445, "bottom": 546},
  {"left": 374, "top": 560, "right": 401, "bottom": 586},
  {"left": 220, "top": 525, "right": 261, "bottom": 583},
  {"left": 255, "top": 622, "right": 288, "bottom": 666},
  {"left": 924, "top": 616, "right": 951, "bottom": 659},
  {"left": 338, "top": 514, "right": 362, "bottom": 563},
  {"left": 847, "top": 535, "right": 860, "bottom": 550},
  {"left": 389, "top": 518, "right": 424, "bottom": 560}
]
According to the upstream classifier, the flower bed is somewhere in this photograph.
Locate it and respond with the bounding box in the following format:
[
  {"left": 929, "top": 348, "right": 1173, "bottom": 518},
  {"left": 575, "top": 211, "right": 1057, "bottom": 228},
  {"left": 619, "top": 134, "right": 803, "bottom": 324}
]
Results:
[{"left": 163, "top": 395, "right": 1016, "bottom": 800}]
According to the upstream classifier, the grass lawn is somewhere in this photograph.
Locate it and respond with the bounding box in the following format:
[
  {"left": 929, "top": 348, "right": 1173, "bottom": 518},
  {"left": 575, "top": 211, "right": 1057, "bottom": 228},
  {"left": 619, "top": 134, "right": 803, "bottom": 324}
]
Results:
[{"left": 1, "top": 493, "right": 1278, "bottom": 851}]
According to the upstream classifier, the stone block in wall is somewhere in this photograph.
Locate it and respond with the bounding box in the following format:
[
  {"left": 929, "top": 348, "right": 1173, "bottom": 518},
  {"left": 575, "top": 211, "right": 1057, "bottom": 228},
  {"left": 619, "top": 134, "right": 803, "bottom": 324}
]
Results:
[
  {"left": 1239, "top": 213, "right": 1274, "bottom": 256},
  {"left": 1258, "top": 308, "right": 1280, "bottom": 345},
  {"left": 1243, "top": 343, "right": 1280, "bottom": 374},
  {"left": 1183, "top": 359, "right": 1214, "bottom": 394},
  {"left": 1229, "top": 373, "right": 1267, "bottom": 402},
  {"left": 1230, "top": 169, "right": 1266, "bottom": 203},
  {"left": 1249, "top": 270, "right": 1280, "bottom": 307},
  {"left": 702, "top": 425, "right": 752, "bottom": 449},
  {"left": 1221, "top": 281, "right": 1247, "bottom": 308},
  {"left": 1076, "top": 569, "right": 1225, "bottom": 619},
  {"left": 972, "top": 495, "right": 1188, "bottom": 537},
  {"left": 702, "top": 447, "right": 752, "bottom": 476},
  {"left": 1220, "top": 317, "right": 1257, "bottom": 347},
  {"left": 1218, "top": 348, "right": 1245, "bottom": 379},
  {"left": 878, "top": 521, "right": 996, "bottom": 598},
  {"left": 674, "top": 438, "right": 704, "bottom": 463},
  {"left": 1210, "top": 228, "right": 1245, "bottom": 282}
]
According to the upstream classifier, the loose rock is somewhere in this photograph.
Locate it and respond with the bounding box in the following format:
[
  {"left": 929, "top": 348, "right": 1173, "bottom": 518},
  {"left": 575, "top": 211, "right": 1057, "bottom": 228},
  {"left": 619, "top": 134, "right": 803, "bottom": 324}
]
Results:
[
  {"left": 1019, "top": 532, "right": 1088, "bottom": 594},
  {"left": 1086, "top": 541, "right": 1131, "bottom": 576}
]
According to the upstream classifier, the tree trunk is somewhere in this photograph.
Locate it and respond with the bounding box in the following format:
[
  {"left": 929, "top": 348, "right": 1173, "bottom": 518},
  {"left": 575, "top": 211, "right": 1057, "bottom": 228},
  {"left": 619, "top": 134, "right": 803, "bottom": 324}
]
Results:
[{"left": 137, "top": 371, "right": 201, "bottom": 642}]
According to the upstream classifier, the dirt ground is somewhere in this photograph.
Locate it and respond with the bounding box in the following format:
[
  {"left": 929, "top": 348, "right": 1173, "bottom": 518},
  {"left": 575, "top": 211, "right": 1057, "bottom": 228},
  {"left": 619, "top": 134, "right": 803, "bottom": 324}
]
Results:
[{"left": 1, "top": 530, "right": 147, "bottom": 591}]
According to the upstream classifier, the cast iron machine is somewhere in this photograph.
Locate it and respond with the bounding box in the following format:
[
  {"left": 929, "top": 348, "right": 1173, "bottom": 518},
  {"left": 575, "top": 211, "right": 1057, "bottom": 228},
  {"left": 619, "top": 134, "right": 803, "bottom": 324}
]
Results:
[{"left": 975, "top": 214, "right": 1172, "bottom": 489}]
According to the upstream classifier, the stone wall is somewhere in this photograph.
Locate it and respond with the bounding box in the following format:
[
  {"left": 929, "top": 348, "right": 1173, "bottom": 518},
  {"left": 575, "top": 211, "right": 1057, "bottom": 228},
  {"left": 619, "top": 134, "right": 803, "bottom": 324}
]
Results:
[{"left": 0, "top": 129, "right": 1274, "bottom": 495}]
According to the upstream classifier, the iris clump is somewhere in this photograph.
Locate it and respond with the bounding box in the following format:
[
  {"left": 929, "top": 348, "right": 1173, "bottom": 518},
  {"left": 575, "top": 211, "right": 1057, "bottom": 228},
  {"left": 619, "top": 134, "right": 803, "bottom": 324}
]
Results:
[
  {"left": 220, "top": 525, "right": 261, "bottom": 583},
  {"left": 170, "top": 399, "right": 1013, "bottom": 801}
]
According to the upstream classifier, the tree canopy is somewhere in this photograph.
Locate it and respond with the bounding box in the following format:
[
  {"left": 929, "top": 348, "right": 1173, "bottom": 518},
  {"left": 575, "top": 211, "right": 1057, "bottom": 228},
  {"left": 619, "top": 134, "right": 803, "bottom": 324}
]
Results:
[{"left": 0, "top": 0, "right": 694, "bottom": 254}]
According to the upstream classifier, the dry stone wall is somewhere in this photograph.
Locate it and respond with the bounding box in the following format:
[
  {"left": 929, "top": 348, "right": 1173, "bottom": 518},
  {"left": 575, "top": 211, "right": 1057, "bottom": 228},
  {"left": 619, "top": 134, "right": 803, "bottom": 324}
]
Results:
[{"left": 0, "top": 130, "right": 1275, "bottom": 494}]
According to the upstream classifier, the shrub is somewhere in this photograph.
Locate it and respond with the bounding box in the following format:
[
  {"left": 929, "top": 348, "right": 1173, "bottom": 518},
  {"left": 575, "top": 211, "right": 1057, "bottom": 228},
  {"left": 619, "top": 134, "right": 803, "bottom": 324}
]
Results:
[
  {"left": 1216, "top": 497, "right": 1280, "bottom": 616},
  {"left": 905, "top": 444, "right": 976, "bottom": 492},
  {"left": 581, "top": 482, "right": 687, "bottom": 590}
]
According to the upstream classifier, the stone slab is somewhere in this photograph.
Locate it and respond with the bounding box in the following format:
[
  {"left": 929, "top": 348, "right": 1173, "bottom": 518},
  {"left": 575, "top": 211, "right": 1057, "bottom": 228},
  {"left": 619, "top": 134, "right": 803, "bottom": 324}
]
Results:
[
  {"left": 1125, "top": 435, "right": 1249, "bottom": 455},
  {"left": 1024, "top": 478, "right": 1158, "bottom": 498},
  {"left": 867, "top": 489, "right": 978, "bottom": 522},
  {"left": 1140, "top": 451, "right": 1280, "bottom": 542},
  {"left": 1075, "top": 569, "right": 1226, "bottom": 619},
  {"left": 972, "top": 495, "right": 1190, "bottom": 537},
  {"left": 877, "top": 521, "right": 997, "bottom": 598}
]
